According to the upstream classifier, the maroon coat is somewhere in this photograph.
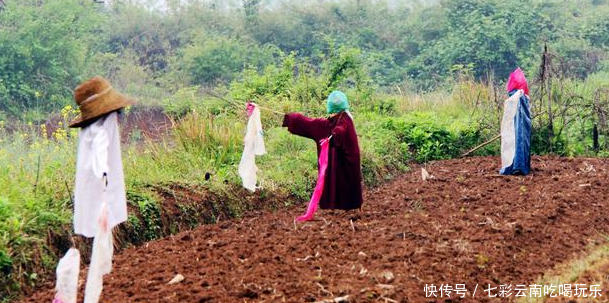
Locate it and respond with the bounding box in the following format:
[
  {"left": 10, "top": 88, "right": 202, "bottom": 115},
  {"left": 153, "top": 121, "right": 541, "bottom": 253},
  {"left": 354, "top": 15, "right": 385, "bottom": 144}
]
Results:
[{"left": 283, "top": 112, "right": 363, "bottom": 210}]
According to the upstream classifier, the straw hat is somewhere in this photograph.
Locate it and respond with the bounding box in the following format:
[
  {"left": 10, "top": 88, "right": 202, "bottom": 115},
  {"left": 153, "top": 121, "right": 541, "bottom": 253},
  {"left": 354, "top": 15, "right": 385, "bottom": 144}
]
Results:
[{"left": 69, "top": 76, "right": 134, "bottom": 128}]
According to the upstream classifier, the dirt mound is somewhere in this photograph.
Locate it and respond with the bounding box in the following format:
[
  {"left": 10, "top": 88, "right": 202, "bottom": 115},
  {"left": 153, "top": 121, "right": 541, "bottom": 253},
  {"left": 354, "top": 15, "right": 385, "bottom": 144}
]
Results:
[
  {"left": 20, "top": 156, "right": 609, "bottom": 302},
  {"left": 120, "top": 107, "right": 173, "bottom": 142}
]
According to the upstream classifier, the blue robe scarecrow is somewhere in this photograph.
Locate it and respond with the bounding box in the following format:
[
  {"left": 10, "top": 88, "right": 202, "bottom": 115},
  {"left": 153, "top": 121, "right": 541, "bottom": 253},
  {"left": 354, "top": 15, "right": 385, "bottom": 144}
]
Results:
[{"left": 500, "top": 89, "right": 531, "bottom": 175}]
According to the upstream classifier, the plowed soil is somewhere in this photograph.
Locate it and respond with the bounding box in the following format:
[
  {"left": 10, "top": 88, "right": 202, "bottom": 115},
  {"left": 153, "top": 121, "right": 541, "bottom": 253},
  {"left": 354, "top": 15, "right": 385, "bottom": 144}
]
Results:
[{"left": 21, "top": 156, "right": 609, "bottom": 302}]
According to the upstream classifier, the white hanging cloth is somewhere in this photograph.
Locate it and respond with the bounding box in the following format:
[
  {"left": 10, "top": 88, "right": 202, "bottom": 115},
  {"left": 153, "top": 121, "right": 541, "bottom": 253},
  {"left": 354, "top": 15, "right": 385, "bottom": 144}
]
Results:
[
  {"left": 238, "top": 103, "right": 266, "bottom": 192},
  {"left": 74, "top": 112, "right": 127, "bottom": 238},
  {"left": 53, "top": 248, "right": 81, "bottom": 303},
  {"left": 84, "top": 203, "right": 114, "bottom": 303},
  {"left": 500, "top": 89, "right": 522, "bottom": 170}
]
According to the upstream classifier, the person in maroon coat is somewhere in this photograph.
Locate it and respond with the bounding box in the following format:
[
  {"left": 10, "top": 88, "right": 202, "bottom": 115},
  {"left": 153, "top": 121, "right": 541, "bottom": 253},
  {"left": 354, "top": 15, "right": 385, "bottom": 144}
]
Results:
[{"left": 282, "top": 91, "right": 363, "bottom": 210}]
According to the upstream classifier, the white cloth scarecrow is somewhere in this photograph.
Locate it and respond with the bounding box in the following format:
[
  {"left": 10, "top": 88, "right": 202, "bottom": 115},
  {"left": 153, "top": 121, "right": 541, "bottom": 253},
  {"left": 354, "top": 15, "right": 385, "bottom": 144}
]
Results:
[
  {"left": 73, "top": 111, "right": 126, "bottom": 237},
  {"left": 238, "top": 103, "right": 266, "bottom": 192},
  {"left": 68, "top": 76, "right": 133, "bottom": 303}
]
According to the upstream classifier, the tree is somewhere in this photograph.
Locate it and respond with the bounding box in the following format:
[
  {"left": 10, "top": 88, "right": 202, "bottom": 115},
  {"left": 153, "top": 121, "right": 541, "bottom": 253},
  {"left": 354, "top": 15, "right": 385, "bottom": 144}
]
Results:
[
  {"left": 180, "top": 35, "right": 275, "bottom": 85},
  {"left": 0, "top": 0, "right": 102, "bottom": 117},
  {"left": 407, "top": 0, "right": 549, "bottom": 87},
  {"left": 243, "top": 0, "right": 261, "bottom": 28}
]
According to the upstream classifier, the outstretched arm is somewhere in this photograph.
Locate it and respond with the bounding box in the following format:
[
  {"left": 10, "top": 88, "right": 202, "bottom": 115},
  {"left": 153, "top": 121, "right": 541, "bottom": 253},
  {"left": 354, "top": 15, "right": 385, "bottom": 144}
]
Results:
[{"left": 283, "top": 113, "right": 331, "bottom": 141}]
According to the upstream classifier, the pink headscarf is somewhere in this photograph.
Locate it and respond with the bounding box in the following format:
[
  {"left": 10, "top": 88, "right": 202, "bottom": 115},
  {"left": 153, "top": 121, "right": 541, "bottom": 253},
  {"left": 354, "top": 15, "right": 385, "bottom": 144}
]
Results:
[{"left": 506, "top": 68, "right": 529, "bottom": 96}]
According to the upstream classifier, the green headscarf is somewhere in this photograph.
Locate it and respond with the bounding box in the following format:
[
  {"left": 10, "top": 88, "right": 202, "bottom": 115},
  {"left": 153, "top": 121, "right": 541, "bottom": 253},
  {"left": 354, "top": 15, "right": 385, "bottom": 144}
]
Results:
[{"left": 326, "top": 90, "right": 350, "bottom": 114}]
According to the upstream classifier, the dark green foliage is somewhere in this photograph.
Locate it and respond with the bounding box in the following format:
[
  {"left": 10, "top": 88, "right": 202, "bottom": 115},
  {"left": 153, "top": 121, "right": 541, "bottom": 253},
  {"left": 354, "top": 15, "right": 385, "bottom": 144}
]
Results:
[
  {"left": 0, "top": 250, "right": 12, "bottom": 276},
  {"left": 229, "top": 45, "right": 372, "bottom": 114},
  {"left": 407, "top": 0, "right": 549, "bottom": 87},
  {"left": 531, "top": 125, "right": 568, "bottom": 156},
  {"left": 181, "top": 36, "right": 277, "bottom": 85},
  {"left": 2, "top": 0, "right": 609, "bottom": 119},
  {"left": 0, "top": 249, "right": 16, "bottom": 299},
  {"left": 365, "top": 97, "right": 397, "bottom": 115},
  {"left": 381, "top": 113, "right": 487, "bottom": 162},
  {"left": 0, "top": 0, "right": 102, "bottom": 117},
  {"left": 586, "top": 18, "right": 609, "bottom": 48},
  {"left": 243, "top": 0, "right": 262, "bottom": 28},
  {"left": 127, "top": 191, "right": 162, "bottom": 242}
]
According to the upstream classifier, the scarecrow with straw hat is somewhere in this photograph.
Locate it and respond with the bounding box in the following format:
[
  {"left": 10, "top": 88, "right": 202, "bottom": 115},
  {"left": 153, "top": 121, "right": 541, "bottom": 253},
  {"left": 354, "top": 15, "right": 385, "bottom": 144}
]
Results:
[
  {"left": 70, "top": 76, "right": 132, "bottom": 237},
  {"left": 283, "top": 90, "right": 363, "bottom": 217},
  {"left": 66, "top": 76, "right": 132, "bottom": 303}
]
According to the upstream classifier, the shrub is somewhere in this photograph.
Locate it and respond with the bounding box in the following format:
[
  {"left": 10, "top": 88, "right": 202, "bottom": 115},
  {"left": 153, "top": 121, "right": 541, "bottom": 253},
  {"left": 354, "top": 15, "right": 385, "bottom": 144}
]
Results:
[
  {"left": 381, "top": 112, "right": 489, "bottom": 162},
  {"left": 0, "top": 0, "right": 102, "bottom": 116}
]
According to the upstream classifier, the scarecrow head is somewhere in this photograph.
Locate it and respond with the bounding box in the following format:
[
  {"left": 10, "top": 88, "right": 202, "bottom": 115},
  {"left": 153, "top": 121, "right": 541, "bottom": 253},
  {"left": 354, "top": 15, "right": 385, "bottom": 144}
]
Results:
[
  {"left": 326, "top": 90, "right": 350, "bottom": 115},
  {"left": 69, "top": 76, "right": 134, "bottom": 128},
  {"left": 506, "top": 68, "right": 529, "bottom": 96}
]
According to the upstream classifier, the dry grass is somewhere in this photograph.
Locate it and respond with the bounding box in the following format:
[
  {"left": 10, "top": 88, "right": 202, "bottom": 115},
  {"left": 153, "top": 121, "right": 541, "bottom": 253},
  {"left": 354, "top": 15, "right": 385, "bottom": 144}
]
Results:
[
  {"left": 518, "top": 240, "right": 609, "bottom": 303},
  {"left": 173, "top": 109, "right": 243, "bottom": 160}
]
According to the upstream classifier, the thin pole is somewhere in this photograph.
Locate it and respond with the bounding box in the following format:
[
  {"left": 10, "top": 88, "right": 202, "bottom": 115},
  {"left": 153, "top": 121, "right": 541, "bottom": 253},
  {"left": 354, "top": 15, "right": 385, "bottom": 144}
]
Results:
[
  {"left": 461, "top": 110, "right": 547, "bottom": 157},
  {"left": 204, "top": 90, "right": 284, "bottom": 115}
]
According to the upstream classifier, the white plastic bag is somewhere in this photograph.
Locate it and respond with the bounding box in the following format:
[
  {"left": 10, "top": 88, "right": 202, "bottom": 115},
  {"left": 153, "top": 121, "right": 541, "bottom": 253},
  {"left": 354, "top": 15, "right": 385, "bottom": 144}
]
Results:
[
  {"left": 53, "top": 248, "right": 81, "bottom": 303},
  {"left": 238, "top": 103, "right": 266, "bottom": 192},
  {"left": 500, "top": 89, "right": 522, "bottom": 170},
  {"left": 84, "top": 203, "right": 114, "bottom": 303}
]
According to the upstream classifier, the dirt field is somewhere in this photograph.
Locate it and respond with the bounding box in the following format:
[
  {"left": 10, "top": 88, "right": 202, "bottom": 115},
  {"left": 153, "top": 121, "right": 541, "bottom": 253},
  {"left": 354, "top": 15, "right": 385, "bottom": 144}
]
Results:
[{"left": 20, "top": 156, "right": 609, "bottom": 302}]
